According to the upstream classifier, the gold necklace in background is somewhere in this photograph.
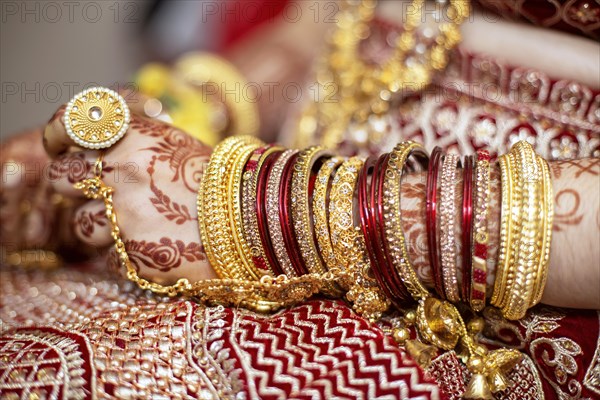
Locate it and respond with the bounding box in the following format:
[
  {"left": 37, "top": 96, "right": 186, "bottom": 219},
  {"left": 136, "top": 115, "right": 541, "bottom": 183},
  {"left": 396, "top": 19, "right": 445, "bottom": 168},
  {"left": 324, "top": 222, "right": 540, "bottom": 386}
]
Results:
[{"left": 295, "top": 0, "right": 469, "bottom": 150}]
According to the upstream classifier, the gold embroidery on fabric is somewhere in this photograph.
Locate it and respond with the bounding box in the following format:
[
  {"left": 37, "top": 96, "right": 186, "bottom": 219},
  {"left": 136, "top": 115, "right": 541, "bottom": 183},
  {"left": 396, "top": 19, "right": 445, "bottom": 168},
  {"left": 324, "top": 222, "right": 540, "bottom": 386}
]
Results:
[
  {"left": 583, "top": 311, "right": 600, "bottom": 395},
  {"left": 195, "top": 305, "right": 245, "bottom": 398},
  {"left": 481, "top": 306, "right": 565, "bottom": 349},
  {"left": 85, "top": 301, "right": 223, "bottom": 398},
  {"left": 496, "top": 354, "right": 545, "bottom": 400},
  {"left": 0, "top": 330, "right": 95, "bottom": 400},
  {"left": 427, "top": 351, "right": 469, "bottom": 400},
  {"left": 531, "top": 336, "right": 583, "bottom": 399}
]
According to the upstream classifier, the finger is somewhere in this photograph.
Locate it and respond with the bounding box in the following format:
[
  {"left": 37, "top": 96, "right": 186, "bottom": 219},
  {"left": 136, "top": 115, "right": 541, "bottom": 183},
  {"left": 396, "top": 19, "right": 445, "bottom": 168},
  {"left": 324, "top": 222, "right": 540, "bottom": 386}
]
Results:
[
  {"left": 0, "top": 162, "right": 26, "bottom": 249},
  {"left": 48, "top": 150, "right": 100, "bottom": 197},
  {"left": 72, "top": 199, "right": 112, "bottom": 248},
  {"left": 43, "top": 106, "right": 74, "bottom": 159},
  {"left": 21, "top": 180, "right": 58, "bottom": 248}
]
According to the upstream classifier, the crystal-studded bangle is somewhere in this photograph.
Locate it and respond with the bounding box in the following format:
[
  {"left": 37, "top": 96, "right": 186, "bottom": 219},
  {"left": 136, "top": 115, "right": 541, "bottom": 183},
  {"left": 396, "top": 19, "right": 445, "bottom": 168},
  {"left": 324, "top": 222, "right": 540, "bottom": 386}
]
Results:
[
  {"left": 461, "top": 154, "right": 475, "bottom": 304},
  {"left": 382, "top": 141, "right": 430, "bottom": 301},
  {"left": 330, "top": 157, "right": 390, "bottom": 319},
  {"left": 313, "top": 157, "right": 344, "bottom": 271},
  {"left": 228, "top": 140, "right": 263, "bottom": 280},
  {"left": 291, "top": 146, "right": 333, "bottom": 277},
  {"left": 279, "top": 152, "right": 308, "bottom": 276},
  {"left": 256, "top": 150, "right": 285, "bottom": 276},
  {"left": 439, "top": 153, "right": 461, "bottom": 303},
  {"left": 374, "top": 153, "right": 412, "bottom": 304},
  {"left": 426, "top": 147, "right": 444, "bottom": 299},
  {"left": 198, "top": 135, "right": 263, "bottom": 280},
  {"left": 242, "top": 145, "right": 284, "bottom": 276},
  {"left": 469, "top": 150, "right": 490, "bottom": 311},
  {"left": 266, "top": 150, "right": 298, "bottom": 277}
]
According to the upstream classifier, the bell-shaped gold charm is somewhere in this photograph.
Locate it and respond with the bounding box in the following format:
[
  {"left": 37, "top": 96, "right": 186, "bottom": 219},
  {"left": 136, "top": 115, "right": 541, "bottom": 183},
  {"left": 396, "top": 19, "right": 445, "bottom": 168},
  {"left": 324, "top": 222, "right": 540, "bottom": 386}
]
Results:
[
  {"left": 405, "top": 339, "right": 438, "bottom": 368},
  {"left": 488, "top": 369, "right": 509, "bottom": 393},
  {"left": 463, "top": 373, "right": 494, "bottom": 400}
]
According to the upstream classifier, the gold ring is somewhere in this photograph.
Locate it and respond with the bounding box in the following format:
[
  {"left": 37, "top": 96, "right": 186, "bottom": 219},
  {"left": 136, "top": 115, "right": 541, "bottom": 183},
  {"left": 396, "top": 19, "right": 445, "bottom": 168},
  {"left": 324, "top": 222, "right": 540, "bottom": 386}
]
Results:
[{"left": 64, "top": 87, "right": 130, "bottom": 149}]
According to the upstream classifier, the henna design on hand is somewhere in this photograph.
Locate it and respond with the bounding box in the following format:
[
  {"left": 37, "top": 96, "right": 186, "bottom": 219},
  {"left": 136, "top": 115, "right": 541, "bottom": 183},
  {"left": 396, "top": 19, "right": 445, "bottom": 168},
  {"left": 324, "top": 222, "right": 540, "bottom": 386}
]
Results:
[
  {"left": 125, "top": 237, "right": 206, "bottom": 273},
  {"left": 147, "top": 157, "right": 194, "bottom": 224},
  {"left": 74, "top": 209, "right": 107, "bottom": 238},
  {"left": 550, "top": 158, "right": 599, "bottom": 179},
  {"left": 144, "top": 127, "right": 211, "bottom": 193},
  {"left": 128, "top": 115, "right": 171, "bottom": 137},
  {"left": 49, "top": 153, "right": 114, "bottom": 184},
  {"left": 135, "top": 118, "right": 210, "bottom": 224},
  {"left": 49, "top": 153, "right": 92, "bottom": 184},
  {"left": 553, "top": 189, "right": 583, "bottom": 232}
]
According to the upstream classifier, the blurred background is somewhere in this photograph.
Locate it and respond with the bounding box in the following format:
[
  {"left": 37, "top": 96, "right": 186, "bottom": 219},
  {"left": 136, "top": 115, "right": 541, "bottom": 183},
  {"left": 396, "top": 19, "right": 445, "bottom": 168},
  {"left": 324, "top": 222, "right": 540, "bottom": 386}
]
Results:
[{"left": 1, "top": 0, "right": 273, "bottom": 139}]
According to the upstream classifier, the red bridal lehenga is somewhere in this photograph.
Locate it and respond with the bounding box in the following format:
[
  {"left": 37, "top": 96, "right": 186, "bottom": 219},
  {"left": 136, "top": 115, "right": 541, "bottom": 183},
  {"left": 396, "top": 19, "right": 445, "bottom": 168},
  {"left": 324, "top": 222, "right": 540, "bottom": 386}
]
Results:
[{"left": 1, "top": 1, "right": 599, "bottom": 399}]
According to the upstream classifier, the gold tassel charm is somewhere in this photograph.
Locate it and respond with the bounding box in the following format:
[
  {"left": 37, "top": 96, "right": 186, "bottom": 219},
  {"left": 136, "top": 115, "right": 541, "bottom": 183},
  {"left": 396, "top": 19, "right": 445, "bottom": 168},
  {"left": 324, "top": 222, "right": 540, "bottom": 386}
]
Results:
[
  {"left": 409, "top": 297, "right": 523, "bottom": 397},
  {"left": 464, "top": 373, "right": 494, "bottom": 400}
]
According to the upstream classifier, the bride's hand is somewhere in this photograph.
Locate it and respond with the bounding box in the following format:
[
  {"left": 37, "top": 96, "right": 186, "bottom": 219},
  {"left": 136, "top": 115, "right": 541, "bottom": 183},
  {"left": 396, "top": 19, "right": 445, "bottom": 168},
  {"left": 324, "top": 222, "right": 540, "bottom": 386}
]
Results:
[{"left": 44, "top": 105, "right": 217, "bottom": 284}]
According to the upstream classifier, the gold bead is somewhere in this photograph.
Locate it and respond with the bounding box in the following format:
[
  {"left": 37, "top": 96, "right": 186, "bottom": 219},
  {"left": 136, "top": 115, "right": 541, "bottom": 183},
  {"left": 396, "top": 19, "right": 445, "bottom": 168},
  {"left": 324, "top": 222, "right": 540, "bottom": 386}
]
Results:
[
  {"left": 467, "top": 356, "right": 484, "bottom": 373},
  {"left": 467, "top": 317, "right": 485, "bottom": 335},
  {"left": 392, "top": 327, "right": 410, "bottom": 344},
  {"left": 404, "top": 310, "right": 417, "bottom": 324}
]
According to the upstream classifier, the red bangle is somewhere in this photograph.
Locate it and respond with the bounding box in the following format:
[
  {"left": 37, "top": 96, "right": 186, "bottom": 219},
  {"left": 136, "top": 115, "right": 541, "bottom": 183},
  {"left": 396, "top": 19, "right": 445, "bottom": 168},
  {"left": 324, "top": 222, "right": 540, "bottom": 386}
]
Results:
[
  {"left": 426, "top": 147, "right": 445, "bottom": 299},
  {"left": 279, "top": 153, "right": 308, "bottom": 276},
  {"left": 242, "top": 145, "right": 274, "bottom": 274},
  {"left": 461, "top": 155, "right": 475, "bottom": 302},
  {"left": 256, "top": 150, "right": 285, "bottom": 276},
  {"left": 374, "top": 153, "right": 412, "bottom": 304},
  {"left": 358, "top": 156, "right": 396, "bottom": 303}
]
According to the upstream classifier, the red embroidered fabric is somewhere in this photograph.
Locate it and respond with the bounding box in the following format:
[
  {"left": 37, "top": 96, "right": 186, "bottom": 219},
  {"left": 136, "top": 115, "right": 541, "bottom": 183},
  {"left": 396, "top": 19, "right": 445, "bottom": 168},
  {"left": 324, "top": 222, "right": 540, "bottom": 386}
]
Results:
[
  {"left": 1, "top": 265, "right": 599, "bottom": 399},
  {"left": 475, "top": 0, "right": 600, "bottom": 40}
]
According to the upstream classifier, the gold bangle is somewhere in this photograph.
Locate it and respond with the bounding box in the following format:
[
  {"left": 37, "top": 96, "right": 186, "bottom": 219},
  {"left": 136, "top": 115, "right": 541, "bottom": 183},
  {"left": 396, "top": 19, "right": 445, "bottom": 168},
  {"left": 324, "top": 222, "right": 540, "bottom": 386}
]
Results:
[
  {"left": 291, "top": 146, "right": 332, "bottom": 276},
  {"left": 198, "top": 135, "right": 263, "bottom": 280},
  {"left": 383, "top": 141, "right": 430, "bottom": 300},
  {"left": 313, "top": 157, "right": 344, "bottom": 271},
  {"left": 531, "top": 155, "right": 553, "bottom": 305},
  {"left": 241, "top": 145, "right": 284, "bottom": 276},
  {"left": 329, "top": 157, "right": 363, "bottom": 269},
  {"left": 439, "top": 153, "right": 460, "bottom": 303},
  {"left": 266, "top": 150, "right": 299, "bottom": 277},
  {"left": 228, "top": 141, "right": 263, "bottom": 280},
  {"left": 502, "top": 141, "right": 544, "bottom": 319},
  {"left": 491, "top": 153, "right": 519, "bottom": 307},
  {"left": 330, "top": 157, "right": 390, "bottom": 319},
  {"left": 175, "top": 52, "right": 260, "bottom": 138}
]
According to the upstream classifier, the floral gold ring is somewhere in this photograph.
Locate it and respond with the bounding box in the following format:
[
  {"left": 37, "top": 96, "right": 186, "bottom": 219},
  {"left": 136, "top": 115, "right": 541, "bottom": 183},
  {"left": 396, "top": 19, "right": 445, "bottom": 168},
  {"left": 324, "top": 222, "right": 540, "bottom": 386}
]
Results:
[{"left": 64, "top": 87, "right": 130, "bottom": 149}]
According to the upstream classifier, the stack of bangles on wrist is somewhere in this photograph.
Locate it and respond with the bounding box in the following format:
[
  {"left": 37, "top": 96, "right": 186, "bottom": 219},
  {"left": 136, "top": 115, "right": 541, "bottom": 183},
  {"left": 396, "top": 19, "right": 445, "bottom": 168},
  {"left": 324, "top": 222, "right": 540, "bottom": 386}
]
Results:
[{"left": 73, "top": 90, "right": 553, "bottom": 395}]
